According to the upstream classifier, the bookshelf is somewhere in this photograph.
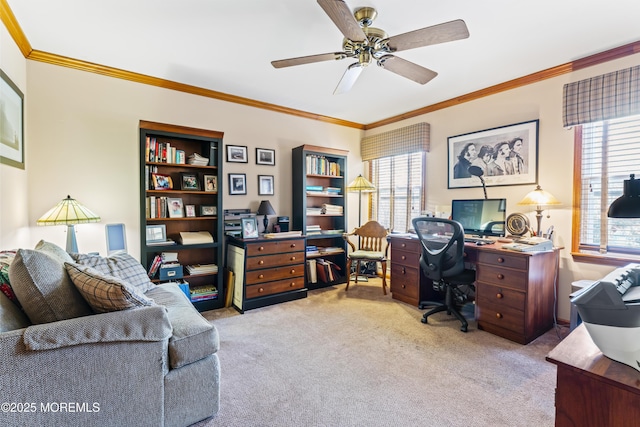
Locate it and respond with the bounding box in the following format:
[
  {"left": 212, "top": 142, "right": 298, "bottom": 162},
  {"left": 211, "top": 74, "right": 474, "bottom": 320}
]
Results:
[
  {"left": 139, "top": 121, "right": 224, "bottom": 311},
  {"left": 292, "top": 145, "right": 348, "bottom": 288}
]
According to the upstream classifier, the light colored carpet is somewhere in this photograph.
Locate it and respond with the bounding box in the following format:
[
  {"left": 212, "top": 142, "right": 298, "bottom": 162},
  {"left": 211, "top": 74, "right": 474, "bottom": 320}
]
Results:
[{"left": 198, "top": 279, "right": 566, "bottom": 427}]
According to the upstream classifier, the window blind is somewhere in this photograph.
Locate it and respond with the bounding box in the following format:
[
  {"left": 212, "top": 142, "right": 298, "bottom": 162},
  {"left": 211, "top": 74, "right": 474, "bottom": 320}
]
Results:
[{"left": 361, "top": 122, "right": 430, "bottom": 161}]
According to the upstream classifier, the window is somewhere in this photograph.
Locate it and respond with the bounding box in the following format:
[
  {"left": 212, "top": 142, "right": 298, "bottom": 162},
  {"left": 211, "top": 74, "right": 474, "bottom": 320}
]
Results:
[
  {"left": 369, "top": 152, "right": 425, "bottom": 232},
  {"left": 575, "top": 113, "right": 640, "bottom": 260}
]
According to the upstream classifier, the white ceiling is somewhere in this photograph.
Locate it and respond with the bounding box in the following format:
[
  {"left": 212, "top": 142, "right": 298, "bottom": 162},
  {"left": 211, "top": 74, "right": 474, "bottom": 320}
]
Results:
[{"left": 7, "top": 0, "right": 640, "bottom": 125}]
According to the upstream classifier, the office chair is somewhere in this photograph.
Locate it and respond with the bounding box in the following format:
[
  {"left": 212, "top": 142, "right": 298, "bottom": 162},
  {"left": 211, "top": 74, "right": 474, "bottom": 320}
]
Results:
[
  {"left": 343, "top": 220, "right": 390, "bottom": 294},
  {"left": 412, "top": 217, "right": 476, "bottom": 332}
]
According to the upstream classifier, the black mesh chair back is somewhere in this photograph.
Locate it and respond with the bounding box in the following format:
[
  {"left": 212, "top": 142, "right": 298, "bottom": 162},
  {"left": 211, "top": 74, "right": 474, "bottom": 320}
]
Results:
[{"left": 411, "top": 217, "right": 476, "bottom": 332}]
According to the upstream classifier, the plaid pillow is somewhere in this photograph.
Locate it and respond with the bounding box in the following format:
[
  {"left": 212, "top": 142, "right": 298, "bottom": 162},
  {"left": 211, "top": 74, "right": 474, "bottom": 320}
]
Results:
[
  {"left": 65, "top": 262, "right": 154, "bottom": 313},
  {"left": 70, "top": 252, "right": 154, "bottom": 293},
  {"left": 0, "top": 251, "right": 19, "bottom": 308}
]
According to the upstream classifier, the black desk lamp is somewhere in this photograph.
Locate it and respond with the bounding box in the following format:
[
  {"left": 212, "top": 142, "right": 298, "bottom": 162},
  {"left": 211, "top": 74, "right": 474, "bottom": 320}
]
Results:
[
  {"left": 468, "top": 166, "right": 487, "bottom": 199},
  {"left": 257, "top": 200, "right": 276, "bottom": 233},
  {"left": 608, "top": 174, "right": 640, "bottom": 218}
]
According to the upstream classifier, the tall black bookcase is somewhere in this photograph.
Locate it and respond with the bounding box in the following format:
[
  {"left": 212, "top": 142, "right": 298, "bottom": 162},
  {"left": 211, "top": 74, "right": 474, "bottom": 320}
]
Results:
[
  {"left": 292, "top": 145, "right": 348, "bottom": 288},
  {"left": 139, "top": 121, "right": 224, "bottom": 311}
]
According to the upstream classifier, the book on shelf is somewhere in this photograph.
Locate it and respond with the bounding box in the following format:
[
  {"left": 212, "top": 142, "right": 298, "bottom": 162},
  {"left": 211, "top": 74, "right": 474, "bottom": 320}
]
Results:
[
  {"left": 147, "top": 255, "right": 162, "bottom": 278},
  {"left": 321, "top": 204, "right": 343, "bottom": 214},
  {"left": 188, "top": 152, "right": 209, "bottom": 166},
  {"left": 305, "top": 154, "right": 341, "bottom": 176},
  {"left": 186, "top": 264, "right": 219, "bottom": 275},
  {"left": 306, "top": 207, "right": 323, "bottom": 215},
  {"left": 190, "top": 284, "right": 218, "bottom": 301},
  {"left": 306, "top": 259, "right": 318, "bottom": 284}
]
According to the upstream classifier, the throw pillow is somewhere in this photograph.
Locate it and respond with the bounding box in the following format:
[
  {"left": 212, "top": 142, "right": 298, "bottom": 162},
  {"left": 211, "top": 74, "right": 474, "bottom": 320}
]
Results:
[
  {"left": 70, "top": 252, "right": 154, "bottom": 293},
  {"left": 34, "top": 240, "right": 74, "bottom": 264},
  {"left": 0, "top": 250, "right": 20, "bottom": 308},
  {"left": 9, "top": 249, "right": 93, "bottom": 324},
  {"left": 65, "top": 262, "right": 155, "bottom": 313}
]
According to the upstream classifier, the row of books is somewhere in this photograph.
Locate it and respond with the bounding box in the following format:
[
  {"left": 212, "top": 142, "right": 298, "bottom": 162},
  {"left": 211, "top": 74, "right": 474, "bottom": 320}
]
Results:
[
  {"left": 306, "top": 186, "right": 341, "bottom": 195},
  {"left": 190, "top": 284, "right": 219, "bottom": 302},
  {"left": 306, "top": 259, "right": 342, "bottom": 284},
  {"left": 146, "top": 136, "right": 187, "bottom": 164},
  {"left": 306, "top": 245, "right": 344, "bottom": 256},
  {"left": 146, "top": 196, "right": 178, "bottom": 219},
  {"left": 306, "top": 225, "right": 322, "bottom": 235},
  {"left": 306, "top": 154, "right": 341, "bottom": 177}
]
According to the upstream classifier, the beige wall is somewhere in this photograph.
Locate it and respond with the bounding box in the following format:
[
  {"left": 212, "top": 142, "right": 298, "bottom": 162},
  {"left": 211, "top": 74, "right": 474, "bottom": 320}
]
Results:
[{"left": 3, "top": 16, "right": 640, "bottom": 321}]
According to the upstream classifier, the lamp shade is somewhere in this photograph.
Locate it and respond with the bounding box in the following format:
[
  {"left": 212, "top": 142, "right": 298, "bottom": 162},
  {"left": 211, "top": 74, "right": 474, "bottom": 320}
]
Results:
[
  {"left": 608, "top": 174, "right": 640, "bottom": 218},
  {"left": 347, "top": 174, "right": 376, "bottom": 193},
  {"left": 517, "top": 185, "right": 561, "bottom": 207},
  {"left": 37, "top": 195, "right": 101, "bottom": 225},
  {"left": 257, "top": 200, "right": 276, "bottom": 216}
]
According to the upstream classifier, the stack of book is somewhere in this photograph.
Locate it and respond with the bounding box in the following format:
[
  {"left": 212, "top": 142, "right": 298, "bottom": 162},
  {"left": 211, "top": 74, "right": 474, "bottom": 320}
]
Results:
[
  {"left": 321, "top": 204, "right": 343, "bottom": 215},
  {"left": 325, "top": 187, "right": 341, "bottom": 195},
  {"left": 186, "top": 264, "right": 218, "bottom": 275},
  {"left": 306, "top": 207, "right": 323, "bottom": 215},
  {"left": 306, "top": 225, "right": 322, "bottom": 235},
  {"left": 306, "top": 245, "right": 320, "bottom": 256},
  {"left": 189, "top": 284, "right": 218, "bottom": 302},
  {"left": 187, "top": 152, "right": 209, "bottom": 166}
]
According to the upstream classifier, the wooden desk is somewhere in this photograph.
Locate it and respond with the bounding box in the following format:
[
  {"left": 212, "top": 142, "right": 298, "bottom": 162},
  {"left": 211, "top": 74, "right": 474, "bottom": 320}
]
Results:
[
  {"left": 546, "top": 324, "right": 640, "bottom": 426},
  {"left": 389, "top": 235, "right": 559, "bottom": 344}
]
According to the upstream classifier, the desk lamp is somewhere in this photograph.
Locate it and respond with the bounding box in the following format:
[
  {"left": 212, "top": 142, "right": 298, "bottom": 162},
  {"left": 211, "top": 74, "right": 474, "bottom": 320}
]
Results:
[
  {"left": 608, "top": 174, "right": 640, "bottom": 218},
  {"left": 257, "top": 200, "right": 276, "bottom": 233},
  {"left": 347, "top": 174, "right": 376, "bottom": 227},
  {"left": 517, "top": 185, "right": 560, "bottom": 236},
  {"left": 468, "top": 166, "right": 487, "bottom": 199},
  {"left": 37, "top": 195, "right": 101, "bottom": 253}
]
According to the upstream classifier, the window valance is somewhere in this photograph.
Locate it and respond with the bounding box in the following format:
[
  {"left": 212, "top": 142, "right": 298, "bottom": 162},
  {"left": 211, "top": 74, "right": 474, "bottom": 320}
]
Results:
[
  {"left": 563, "top": 64, "right": 640, "bottom": 127},
  {"left": 361, "top": 122, "right": 430, "bottom": 161}
]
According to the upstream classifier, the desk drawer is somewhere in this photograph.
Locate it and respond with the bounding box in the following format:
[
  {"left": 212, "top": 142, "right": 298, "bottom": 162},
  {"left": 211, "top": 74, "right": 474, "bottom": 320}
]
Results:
[
  {"left": 246, "top": 251, "right": 305, "bottom": 270},
  {"left": 390, "top": 265, "right": 420, "bottom": 300},
  {"left": 476, "top": 267, "right": 527, "bottom": 291},
  {"left": 477, "top": 283, "right": 525, "bottom": 312},
  {"left": 246, "top": 239, "right": 303, "bottom": 256},
  {"left": 392, "top": 248, "right": 421, "bottom": 267},
  {"left": 246, "top": 265, "right": 305, "bottom": 284},
  {"left": 476, "top": 298, "right": 525, "bottom": 335},
  {"left": 246, "top": 276, "right": 305, "bottom": 299},
  {"left": 478, "top": 251, "right": 528, "bottom": 270},
  {"left": 391, "top": 238, "right": 420, "bottom": 252}
]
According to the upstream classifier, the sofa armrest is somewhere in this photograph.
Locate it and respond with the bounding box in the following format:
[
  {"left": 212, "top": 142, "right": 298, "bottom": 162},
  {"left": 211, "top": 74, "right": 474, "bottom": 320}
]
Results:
[{"left": 23, "top": 305, "right": 172, "bottom": 350}]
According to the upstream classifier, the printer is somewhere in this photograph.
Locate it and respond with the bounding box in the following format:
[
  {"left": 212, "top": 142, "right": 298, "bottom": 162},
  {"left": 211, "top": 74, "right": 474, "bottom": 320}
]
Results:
[{"left": 572, "top": 263, "right": 640, "bottom": 371}]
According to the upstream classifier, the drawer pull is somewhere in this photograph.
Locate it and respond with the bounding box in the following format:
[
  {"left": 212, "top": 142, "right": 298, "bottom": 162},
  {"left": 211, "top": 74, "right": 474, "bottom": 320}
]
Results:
[
  {"left": 496, "top": 293, "right": 503, "bottom": 299},
  {"left": 401, "top": 243, "right": 407, "bottom": 248},
  {"left": 497, "top": 273, "right": 504, "bottom": 280},
  {"left": 290, "top": 256, "right": 296, "bottom": 261},
  {"left": 401, "top": 267, "right": 406, "bottom": 274},
  {"left": 402, "top": 284, "right": 406, "bottom": 289},
  {"left": 259, "top": 260, "right": 264, "bottom": 265},
  {"left": 496, "top": 313, "right": 503, "bottom": 319},
  {"left": 290, "top": 269, "right": 296, "bottom": 274},
  {"left": 290, "top": 282, "right": 295, "bottom": 287},
  {"left": 259, "top": 246, "right": 265, "bottom": 251},
  {"left": 258, "top": 274, "right": 264, "bottom": 279},
  {"left": 497, "top": 257, "right": 505, "bottom": 263},
  {"left": 401, "top": 255, "right": 406, "bottom": 260},
  {"left": 258, "top": 287, "right": 264, "bottom": 293},
  {"left": 290, "top": 243, "right": 296, "bottom": 248}
]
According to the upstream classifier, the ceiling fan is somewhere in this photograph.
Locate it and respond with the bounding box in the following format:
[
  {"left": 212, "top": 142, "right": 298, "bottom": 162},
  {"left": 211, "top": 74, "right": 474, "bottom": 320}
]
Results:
[{"left": 271, "top": 0, "right": 470, "bottom": 94}]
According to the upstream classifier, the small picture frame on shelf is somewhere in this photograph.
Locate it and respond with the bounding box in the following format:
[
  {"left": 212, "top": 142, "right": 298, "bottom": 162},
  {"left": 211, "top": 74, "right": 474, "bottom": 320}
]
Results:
[
  {"left": 256, "top": 148, "right": 275, "bottom": 166},
  {"left": 241, "top": 217, "right": 259, "bottom": 239},
  {"left": 203, "top": 174, "right": 217, "bottom": 192},
  {"left": 185, "top": 204, "right": 196, "bottom": 217},
  {"left": 151, "top": 173, "right": 173, "bottom": 190},
  {"left": 229, "top": 173, "right": 247, "bottom": 195},
  {"left": 200, "top": 205, "right": 217, "bottom": 216},
  {"left": 258, "top": 175, "right": 274, "bottom": 196},
  {"left": 226, "top": 145, "right": 248, "bottom": 163},
  {"left": 181, "top": 173, "right": 200, "bottom": 191},
  {"left": 167, "top": 198, "right": 184, "bottom": 218},
  {"left": 146, "top": 224, "right": 167, "bottom": 244}
]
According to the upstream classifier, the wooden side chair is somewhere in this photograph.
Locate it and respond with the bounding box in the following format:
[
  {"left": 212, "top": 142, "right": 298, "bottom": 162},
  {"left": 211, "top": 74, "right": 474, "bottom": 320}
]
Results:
[{"left": 343, "top": 220, "right": 390, "bottom": 294}]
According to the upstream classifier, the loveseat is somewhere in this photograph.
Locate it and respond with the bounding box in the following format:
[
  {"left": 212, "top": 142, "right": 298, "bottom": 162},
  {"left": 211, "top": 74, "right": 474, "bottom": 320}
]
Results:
[{"left": 0, "top": 241, "right": 220, "bottom": 427}]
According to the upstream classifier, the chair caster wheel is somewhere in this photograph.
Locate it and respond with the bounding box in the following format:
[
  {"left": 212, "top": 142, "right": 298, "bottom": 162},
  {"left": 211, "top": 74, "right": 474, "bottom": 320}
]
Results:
[
  {"left": 421, "top": 317, "right": 428, "bottom": 324},
  {"left": 460, "top": 325, "right": 468, "bottom": 332}
]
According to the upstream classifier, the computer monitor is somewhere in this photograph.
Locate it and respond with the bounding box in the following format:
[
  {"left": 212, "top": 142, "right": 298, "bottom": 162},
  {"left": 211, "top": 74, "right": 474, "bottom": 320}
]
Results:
[
  {"left": 450, "top": 199, "right": 506, "bottom": 237},
  {"left": 105, "top": 223, "right": 127, "bottom": 255}
]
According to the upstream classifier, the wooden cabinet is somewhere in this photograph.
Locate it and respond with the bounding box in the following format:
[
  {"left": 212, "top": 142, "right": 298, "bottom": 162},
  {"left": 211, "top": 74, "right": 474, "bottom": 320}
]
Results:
[
  {"left": 292, "top": 145, "right": 348, "bottom": 288},
  {"left": 389, "top": 235, "right": 432, "bottom": 306},
  {"left": 226, "top": 236, "right": 307, "bottom": 312},
  {"left": 139, "top": 121, "right": 223, "bottom": 311},
  {"left": 475, "top": 248, "right": 557, "bottom": 344}
]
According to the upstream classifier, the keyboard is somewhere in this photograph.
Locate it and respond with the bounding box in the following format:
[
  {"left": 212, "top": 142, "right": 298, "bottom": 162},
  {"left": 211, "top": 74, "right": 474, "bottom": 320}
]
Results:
[{"left": 464, "top": 237, "right": 495, "bottom": 245}]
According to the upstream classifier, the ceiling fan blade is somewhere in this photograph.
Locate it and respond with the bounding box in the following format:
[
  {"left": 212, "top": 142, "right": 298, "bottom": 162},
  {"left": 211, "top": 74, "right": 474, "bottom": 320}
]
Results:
[
  {"left": 334, "top": 63, "right": 364, "bottom": 94},
  {"left": 317, "top": 0, "right": 366, "bottom": 42},
  {"left": 271, "top": 52, "right": 348, "bottom": 68},
  {"left": 378, "top": 55, "right": 438, "bottom": 85},
  {"left": 386, "top": 19, "right": 469, "bottom": 52}
]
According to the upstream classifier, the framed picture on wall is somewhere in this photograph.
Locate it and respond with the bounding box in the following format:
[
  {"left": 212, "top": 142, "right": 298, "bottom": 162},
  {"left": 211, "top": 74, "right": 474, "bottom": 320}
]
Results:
[
  {"left": 258, "top": 175, "right": 274, "bottom": 196},
  {"left": 0, "top": 69, "right": 24, "bottom": 169},
  {"left": 256, "top": 148, "right": 275, "bottom": 165},
  {"left": 447, "top": 119, "right": 539, "bottom": 189},
  {"left": 229, "top": 173, "right": 247, "bottom": 195},
  {"left": 226, "top": 145, "right": 248, "bottom": 163}
]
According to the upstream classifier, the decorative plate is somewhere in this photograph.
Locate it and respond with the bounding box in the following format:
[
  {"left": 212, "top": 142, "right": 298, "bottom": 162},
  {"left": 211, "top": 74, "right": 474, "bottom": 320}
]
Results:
[{"left": 506, "top": 213, "right": 530, "bottom": 236}]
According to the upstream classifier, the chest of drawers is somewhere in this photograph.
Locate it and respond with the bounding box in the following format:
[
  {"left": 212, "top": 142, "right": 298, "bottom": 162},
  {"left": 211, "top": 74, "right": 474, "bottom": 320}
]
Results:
[
  {"left": 389, "top": 236, "right": 433, "bottom": 306},
  {"left": 227, "top": 236, "right": 307, "bottom": 312}
]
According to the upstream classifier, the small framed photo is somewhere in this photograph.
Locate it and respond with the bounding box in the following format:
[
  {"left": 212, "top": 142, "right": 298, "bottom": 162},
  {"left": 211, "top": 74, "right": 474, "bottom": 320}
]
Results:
[
  {"left": 229, "top": 173, "right": 247, "bottom": 195},
  {"left": 151, "top": 173, "right": 173, "bottom": 190},
  {"left": 226, "top": 145, "right": 248, "bottom": 163},
  {"left": 146, "top": 224, "right": 167, "bottom": 244},
  {"left": 181, "top": 173, "right": 200, "bottom": 191},
  {"left": 256, "top": 148, "right": 275, "bottom": 166},
  {"left": 203, "top": 174, "right": 217, "bottom": 192},
  {"left": 185, "top": 204, "right": 196, "bottom": 217},
  {"left": 200, "top": 205, "right": 217, "bottom": 216},
  {"left": 241, "top": 217, "right": 259, "bottom": 239},
  {"left": 258, "top": 175, "right": 274, "bottom": 196},
  {"left": 167, "top": 198, "right": 184, "bottom": 218}
]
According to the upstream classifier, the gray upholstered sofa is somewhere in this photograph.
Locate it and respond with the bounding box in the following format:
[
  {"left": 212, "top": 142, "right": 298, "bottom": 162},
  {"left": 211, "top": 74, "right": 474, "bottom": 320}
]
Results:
[{"left": 0, "top": 241, "right": 220, "bottom": 427}]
